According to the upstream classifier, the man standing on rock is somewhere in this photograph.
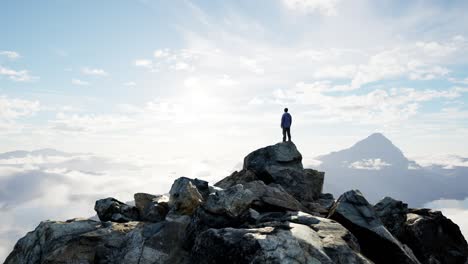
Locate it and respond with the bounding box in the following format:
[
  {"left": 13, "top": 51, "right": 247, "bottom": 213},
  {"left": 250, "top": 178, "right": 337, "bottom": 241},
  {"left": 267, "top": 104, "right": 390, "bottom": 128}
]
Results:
[{"left": 281, "top": 108, "right": 292, "bottom": 142}]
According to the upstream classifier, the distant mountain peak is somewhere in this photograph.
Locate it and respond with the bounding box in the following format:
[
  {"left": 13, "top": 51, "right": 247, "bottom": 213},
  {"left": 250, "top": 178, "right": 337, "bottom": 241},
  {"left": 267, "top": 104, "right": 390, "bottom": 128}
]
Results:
[
  {"left": 356, "top": 132, "right": 393, "bottom": 145},
  {"left": 318, "top": 133, "right": 408, "bottom": 168}
]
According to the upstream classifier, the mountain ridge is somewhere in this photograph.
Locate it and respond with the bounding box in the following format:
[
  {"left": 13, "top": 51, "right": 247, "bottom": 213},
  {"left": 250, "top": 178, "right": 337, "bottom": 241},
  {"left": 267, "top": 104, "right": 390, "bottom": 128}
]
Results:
[
  {"left": 315, "top": 133, "right": 468, "bottom": 206},
  {"left": 5, "top": 141, "right": 468, "bottom": 264}
]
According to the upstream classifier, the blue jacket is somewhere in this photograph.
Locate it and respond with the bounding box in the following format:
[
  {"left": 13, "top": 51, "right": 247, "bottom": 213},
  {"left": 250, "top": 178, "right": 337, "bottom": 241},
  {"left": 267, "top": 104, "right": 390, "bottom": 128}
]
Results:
[{"left": 281, "top": 113, "right": 292, "bottom": 128}]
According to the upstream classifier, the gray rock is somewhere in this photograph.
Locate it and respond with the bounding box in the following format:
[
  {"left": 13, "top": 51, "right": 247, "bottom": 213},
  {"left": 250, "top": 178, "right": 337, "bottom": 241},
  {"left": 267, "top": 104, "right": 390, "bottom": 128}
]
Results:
[
  {"left": 4, "top": 218, "right": 190, "bottom": 264},
  {"left": 265, "top": 166, "right": 324, "bottom": 202},
  {"left": 134, "top": 193, "right": 169, "bottom": 222},
  {"left": 399, "top": 208, "right": 468, "bottom": 264},
  {"left": 94, "top": 197, "right": 140, "bottom": 222},
  {"left": 243, "top": 141, "right": 303, "bottom": 181},
  {"left": 215, "top": 169, "right": 259, "bottom": 189},
  {"left": 191, "top": 219, "right": 374, "bottom": 264},
  {"left": 254, "top": 211, "right": 372, "bottom": 264},
  {"left": 191, "top": 223, "right": 335, "bottom": 264},
  {"left": 328, "top": 190, "right": 421, "bottom": 264},
  {"left": 169, "top": 177, "right": 208, "bottom": 216},
  {"left": 203, "top": 184, "right": 256, "bottom": 218},
  {"left": 374, "top": 196, "right": 408, "bottom": 236},
  {"left": 304, "top": 193, "right": 336, "bottom": 216},
  {"left": 244, "top": 181, "right": 307, "bottom": 212}
]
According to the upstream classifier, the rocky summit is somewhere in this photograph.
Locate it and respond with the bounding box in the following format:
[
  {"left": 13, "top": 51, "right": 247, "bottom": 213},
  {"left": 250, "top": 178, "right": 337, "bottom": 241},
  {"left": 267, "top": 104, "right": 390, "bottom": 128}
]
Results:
[{"left": 5, "top": 142, "right": 468, "bottom": 264}]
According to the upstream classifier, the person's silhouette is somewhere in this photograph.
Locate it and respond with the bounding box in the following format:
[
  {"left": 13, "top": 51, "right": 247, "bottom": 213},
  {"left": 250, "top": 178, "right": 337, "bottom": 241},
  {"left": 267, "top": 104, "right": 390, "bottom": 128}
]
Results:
[{"left": 281, "top": 108, "right": 292, "bottom": 142}]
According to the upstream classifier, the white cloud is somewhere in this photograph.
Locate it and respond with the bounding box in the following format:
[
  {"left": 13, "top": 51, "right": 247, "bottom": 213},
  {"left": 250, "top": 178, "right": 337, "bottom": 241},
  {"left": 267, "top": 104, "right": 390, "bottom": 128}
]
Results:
[
  {"left": 0, "top": 96, "right": 40, "bottom": 121},
  {"left": 135, "top": 59, "right": 153, "bottom": 67},
  {"left": 269, "top": 83, "right": 466, "bottom": 125},
  {"left": 0, "top": 51, "right": 20, "bottom": 59},
  {"left": 71, "top": 79, "right": 89, "bottom": 86},
  {"left": 349, "top": 158, "right": 391, "bottom": 170},
  {"left": 239, "top": 56, "right": 264, "bottom": 74},
  {"left": 313, "top": 65, "right": 357, "bottom": 79},
  {"left": 449, "top": 77, "right": 468, "bottom": 85},
  {"left": 413, "top": 154, "right": 468, "bottom": 169},
  {"left": 81, "top": 67, "right": 108, "bottom": 76},
  {"left": 153, "top": 49, "right": 170, "bottom": 58},
  {"left": 282, "top": 0, "right": 339, "bottom": 16},
  {"left": 0, "top": 66, "right": 36, "bottom": 82},
  {"left": 415, "top": 41, "right": 457, "bottom": 57}
]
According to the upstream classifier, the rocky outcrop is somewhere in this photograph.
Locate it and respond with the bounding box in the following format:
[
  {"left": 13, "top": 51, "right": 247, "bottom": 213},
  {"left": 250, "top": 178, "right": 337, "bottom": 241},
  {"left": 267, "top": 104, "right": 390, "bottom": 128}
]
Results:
[
  {"left": 134, "top": 193, "right": 169, "bottom": 222},
  {"left": 243, "top": 141, "right": 303, "bottom": 181},
  {"left": 374, "top": 197, "right": 468, "bottom": 264},
  {"left": 191, "top": 223, "right": 364, "bottom": 264},
  {"left": 374, "top": 196, "right": 408, "bottom": 237},
  {"left": 5, "top": 141, "right": 468, "bottom": 264},
  {"left": 168, "top": 177, "right": 209, "bottom": 216},
  {"left": 265, "top": 166, "right": 324, "bottom": 202},
  {"left": 217, "top": 142, "right": 324, "bottom": 204},
  {"left": 5, "top": 219, "right": 190, "bottom": 264},
  {"left": 94, "top": 197, "right": 140, "bottom": 222},
  {"left": 328, "top": 190, "right": 421, "bottom": 264},
  {"left": 399, "top": 209, "right": 468, "bottom": 264},
  {"left": 215, "top": 169, "right": 258, "bottom": 189}
]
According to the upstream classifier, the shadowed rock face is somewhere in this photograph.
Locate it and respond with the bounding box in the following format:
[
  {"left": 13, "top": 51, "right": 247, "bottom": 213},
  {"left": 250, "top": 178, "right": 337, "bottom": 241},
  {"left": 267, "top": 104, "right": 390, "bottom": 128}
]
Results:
[
  {"left": 328, "top": 190, "right": 421, "bottom": 264},
  {"left": 243, "top": 141, "right": 303, "bottom": 181},
  {"left": 94, "top": 197, "right": 140, "bottom": 223},
  {"left": 5, "top": 142, "right": 468, "bottom": 264},
  {"left": 374, "top": 196, "right": 408, "bottom": 237},
  {"left": 217, "top": 142, "right": 324, "bottom": 205}
]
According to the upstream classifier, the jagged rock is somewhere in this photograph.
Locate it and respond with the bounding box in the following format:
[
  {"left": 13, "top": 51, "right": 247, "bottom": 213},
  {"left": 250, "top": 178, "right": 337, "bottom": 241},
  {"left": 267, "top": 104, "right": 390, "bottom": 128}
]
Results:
[
  {"left": 243, "top": 141, "right": 303, "bottom": 180},
  {"left": 399, "top": 208, "right": 468, "bottom": 264},
  {"left": 168, "top": 177, "right": 208, "bottom": 216},
  {"left": 94, "top": 197, "right": 140, "bottom": 222},
  {"left": 215, "top": 169, "right": 259, "bottom": 189},
  {"left": 254, "top": 211, "right": 373, "bottom": 264},
  {"left": 204, "top": 184, "right": 256, "bottom": 217},
  {"left": 5, "top": 218, "right": 190, "bottom": 264},
  {"left": 318, "top": 193, "right": 335, "bottom": 209},
  {"left": 265, "top": 166, "right": 324, "bottom": 202},
  {"left": 303, "top": 193, "right": 335, "bottom": 216},
  {"left": 185, "top": 182, "right": 306, "bottom": 249},
  {"left": 328, "top": 190, "right": 421, "bottom": 264},
  {"left": 134, "top": 193, "right": 169, "bottom": 222},
  {"left": 191, "top": 223, "right": 335, "bottom": 264},
  {"left": 6, "top": 142, "right": 468, "bottom": 264},
  {"left": 244, "top": 181, "right": 306, "bottom": 212},
  {"left": 374, "top": 196, "right": 408, "bottom": 236},
  {"left": 192, "top": 219, "right": 373, "bottom": 264}
]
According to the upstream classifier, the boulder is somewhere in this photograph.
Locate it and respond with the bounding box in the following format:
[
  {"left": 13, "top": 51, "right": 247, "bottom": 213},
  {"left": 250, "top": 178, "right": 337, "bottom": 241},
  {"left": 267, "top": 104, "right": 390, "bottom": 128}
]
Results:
[
  {"left": 203, "top": 184, "right": 256, "bottom": 218},
  {"left": 265, "top": 166, "right": 324, "bottom": 202},
  {"left": 191, "top": 219, "right": 373, "bottom": 264},
  {"left": 94, "top": 197, "right": 140, "bottom": 222},
  {"left": 244, "top": 181, "right": 307, "bottom": 212},
  {"left": 215, "top": 169, "right": 259, "bottom": 189},
  {"left": 134, "top": 193, "right": 169, "bottom": 222},
  {"left": 254, "top": 211, "right": 373, "bottom": 264},
  {"left": 328, "top": 190, "right": 421, "bottom": 264},
  {"left": 185, "top": 182, "right": 306, "bottom": 249},
  {"left": 243, "top": 141, "right": 303, "bottom": 181},
  {"left": 191, "top": 223, "right": 335, "bottom": 264},
  {"left": 168, "top": 177, "right": 208, "bottom": 216},
  {"left": 399, "top": 208, "right": 468, "bottom": 264},
  {"left": 374, "top": 196, "right": 408, "bottom": 237},
  {"left": 4, "top": 218, "right": 191, "bottom": 264}
]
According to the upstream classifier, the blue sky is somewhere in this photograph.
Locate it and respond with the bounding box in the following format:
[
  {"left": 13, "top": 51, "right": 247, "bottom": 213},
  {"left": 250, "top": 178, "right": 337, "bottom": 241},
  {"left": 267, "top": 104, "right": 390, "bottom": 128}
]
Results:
[
  {"left": 2, "top": 0, "right": 468, "bottom": 260},
  {"left": 1, "top": 0, "right": 468, "bottom": 160}
]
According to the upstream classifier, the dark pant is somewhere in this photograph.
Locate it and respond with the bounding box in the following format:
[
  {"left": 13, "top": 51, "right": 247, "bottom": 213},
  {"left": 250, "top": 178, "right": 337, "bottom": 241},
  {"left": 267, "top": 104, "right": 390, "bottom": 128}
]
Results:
[{"left": 282, "top": 127, "right": 291, "bottom": 142}]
